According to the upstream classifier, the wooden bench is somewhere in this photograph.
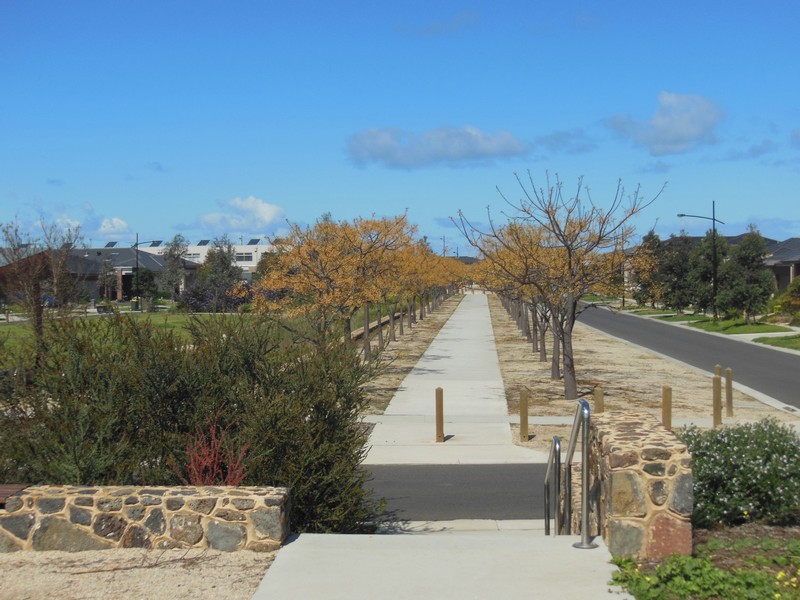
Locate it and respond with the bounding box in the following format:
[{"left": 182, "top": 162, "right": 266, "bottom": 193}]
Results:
[{"left": 0, "top": 484, "right": 29, "bottom": 509}]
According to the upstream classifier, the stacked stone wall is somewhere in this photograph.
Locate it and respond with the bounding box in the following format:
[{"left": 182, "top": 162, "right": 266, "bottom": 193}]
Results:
[
  {"left": 0, "top": 485, "right": 289, "bottom": 553},
  {"left": 579, "top": 411, "right": 693, "bottom": 560}
]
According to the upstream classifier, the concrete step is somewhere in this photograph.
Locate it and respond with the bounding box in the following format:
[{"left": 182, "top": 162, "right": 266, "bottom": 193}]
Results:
[{"left": 252, "top": 525, "right": 632, "bottom": 600}]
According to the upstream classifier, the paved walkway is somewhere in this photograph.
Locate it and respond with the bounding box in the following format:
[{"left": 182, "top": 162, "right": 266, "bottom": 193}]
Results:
[
  {"left": 363, "top": 293, "right": 545, "bottom": 465},
  {"left": 253, "top": 294, "right": 629, "bottom": 599}
]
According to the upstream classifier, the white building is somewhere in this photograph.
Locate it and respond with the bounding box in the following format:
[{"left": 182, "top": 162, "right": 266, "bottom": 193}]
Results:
[{"left": 137, "top": 238, "right": 275, "bottom": 281}]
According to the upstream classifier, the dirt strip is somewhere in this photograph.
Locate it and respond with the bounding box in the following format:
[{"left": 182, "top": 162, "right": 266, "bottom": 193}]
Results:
[{"left": 486, "top": 293, "right": 800, "bottom": 453}]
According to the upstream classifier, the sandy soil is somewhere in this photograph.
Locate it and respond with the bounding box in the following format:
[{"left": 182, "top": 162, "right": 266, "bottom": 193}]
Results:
[
  {"left": 3, "top": 290, "right": 796, "bottom": 597},
  {"left": 0, "top": 548, "right": 275, "bottom": 600},
  {"left": 486, "top": 293, "right": 800, "bottom": 453}
]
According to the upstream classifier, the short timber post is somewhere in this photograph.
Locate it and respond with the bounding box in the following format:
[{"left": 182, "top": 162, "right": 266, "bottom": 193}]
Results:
[
  {"left": 662, "top": 385, "right": 672, "bottom": 431},
  {"left": 519, "top": 389, "right": 529, "bottom": 442},
  {"left": 725, "top": 367, "right": 734, "bottom": 418},
  {"left": 435, "top": 387, "right": 444, "bottom": 443},
  {"left": 712, "top": 373, "right": 722, "bottom": 428},
  {"left": 593, "top": 386, "right": 604, "bottom": 414}
]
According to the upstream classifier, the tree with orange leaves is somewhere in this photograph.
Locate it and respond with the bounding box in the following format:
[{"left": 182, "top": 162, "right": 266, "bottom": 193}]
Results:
[{"left": 252, "top": 214, "right": 414, "bottom": 348}]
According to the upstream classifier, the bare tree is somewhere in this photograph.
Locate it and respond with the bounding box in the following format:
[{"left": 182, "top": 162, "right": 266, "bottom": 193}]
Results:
[
  {"left": 0, "top": 219, "right": 83, "bottom": 350},
  {"left": 457, "top": 172, "right": 664, "bottom": 399}
]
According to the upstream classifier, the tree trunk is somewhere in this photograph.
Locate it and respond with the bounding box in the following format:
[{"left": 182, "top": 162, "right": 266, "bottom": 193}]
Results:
[
  {"left": 344, "top": 313, "right": 353, "bottom": 344},
  {"left": 530, "top": 304, "right": 539, "bottom": 353},
  {"left": 376, "top": 303, "right": 384, "bottom": 350},
  {"left": 389, "top": 299, "right": 397, "bottom": 341},
  {"left": 522, "top": 302, "right": 531, "bottom": 341},
  {"left": 398, "top": 299, "right": 404, "bottom": 336},
  {"left": 561, "top": 301, "right": 579, "bottom": 400},
  {"left": 363, "top": 304, "right": 371, "bottom": 361},
  {"left": 33, "top": 279, "right": 44, "bottom": 355},
  {"left": 550, "top": 315, "right": 560, "bottom": 381},
  {"left": 538, "top": 310, "right": 548, "bottom": 362}
]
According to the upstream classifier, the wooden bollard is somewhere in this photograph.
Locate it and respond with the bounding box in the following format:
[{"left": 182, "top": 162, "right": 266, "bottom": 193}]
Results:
[
  {"left": 519, "top": 389, "right": 529, "bottom": 442},
  {"left": 662, "top": 385, "right": 672, "bottom": 431},
  {"left": 435, "top": 387, "right": 444, "bottom": 443},
  {"left": 725, "top": 367, "right": 734, "bottom": 417},
  {"left": 593, "top": 386, "right": 604, "bottom": 414},
  {"left": 714, "top": 364, "right": 722, "bottom": 377},
  {"left": 713, "top": 374, "right": 722, "bottom": 427}
]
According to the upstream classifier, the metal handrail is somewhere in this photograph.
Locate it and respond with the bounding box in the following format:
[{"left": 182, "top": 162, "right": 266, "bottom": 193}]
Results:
[
  {"left": 543, "top": 436, "right": 560, "bottom": 536},
  {"left": 543, "top": 399, "right": 597, "bottom": 549}
]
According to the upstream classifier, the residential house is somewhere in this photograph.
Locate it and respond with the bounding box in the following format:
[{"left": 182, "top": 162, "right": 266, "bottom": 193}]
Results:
[{"left": 764, "top": 237, "right": 800, "bottom": 291}]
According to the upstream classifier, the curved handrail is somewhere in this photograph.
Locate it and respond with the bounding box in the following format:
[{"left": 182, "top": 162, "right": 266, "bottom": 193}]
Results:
[{"left": 543, "top": 399, "right": 597, "bottom": 549}]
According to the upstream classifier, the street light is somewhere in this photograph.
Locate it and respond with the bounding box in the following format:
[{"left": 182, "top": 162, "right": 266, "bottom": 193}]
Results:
[
  {"left": 677, "top": 201, "right": 725, "bottom": 319},
  {"left": 131, "top": 234, "right": 158, "bottom": 311}
]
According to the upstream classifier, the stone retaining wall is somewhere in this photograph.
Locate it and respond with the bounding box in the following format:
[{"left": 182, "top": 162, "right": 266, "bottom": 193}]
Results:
[
  {"left": 0, "top": 485, "right": 289, "bottom": 553},
  {"left": 575, "top": 411, "right": 693, "bottom": 560}
]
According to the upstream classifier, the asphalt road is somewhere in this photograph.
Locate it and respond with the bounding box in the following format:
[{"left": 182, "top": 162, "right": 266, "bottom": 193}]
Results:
[
  {"left": 578, "top": 305, "right": 800, "bottom": 412},
  {"left": 366, "top": 464, "right": 547, "bottom": 521}
]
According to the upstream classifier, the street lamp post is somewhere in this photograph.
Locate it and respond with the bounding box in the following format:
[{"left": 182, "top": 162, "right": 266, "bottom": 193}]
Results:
[
  {"left": 131, "top": 234, "right": 158, "bottom": 311},
  {"left": 677, "top": 201, "right": 725, "bottom": 319}
]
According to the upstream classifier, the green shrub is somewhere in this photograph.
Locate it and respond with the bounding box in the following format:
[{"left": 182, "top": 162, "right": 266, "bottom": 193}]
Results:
[
  {"left": 185, "top": 315, "right": 381, "bottom": 532},
  {"left": 0, "top": 312, "right": 382, "bottom": 533},
  {"left": 679, "top": 419, "right": 800, "bottom": 528},
  {"left": 0, "top": 316, "right": 193, "bottom": 484}
]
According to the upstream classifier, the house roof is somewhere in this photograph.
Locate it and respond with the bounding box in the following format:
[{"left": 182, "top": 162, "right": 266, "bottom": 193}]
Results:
[
  {"left": 73, "top": 248, "right": 201, "bottom": 274},
  {"left": 764, "top": 237, "right": 800, "bottom": 266}
]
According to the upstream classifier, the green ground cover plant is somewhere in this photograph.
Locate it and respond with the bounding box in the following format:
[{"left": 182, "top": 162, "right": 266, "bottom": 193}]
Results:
[
  {"left": 612, "top": 547, "right": 800, "bottom": 599},
  {"left": 0, "top": 312, "right": 382, "bottom": 533}
]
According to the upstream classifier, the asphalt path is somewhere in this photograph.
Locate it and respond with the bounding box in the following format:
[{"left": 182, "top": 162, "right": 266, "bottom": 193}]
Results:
[
  {"left": 578, "top": 305, "right": 800, "bottom": 412},
  {"left": 366, "top": 464, "right": 547, "bottom": 521}
]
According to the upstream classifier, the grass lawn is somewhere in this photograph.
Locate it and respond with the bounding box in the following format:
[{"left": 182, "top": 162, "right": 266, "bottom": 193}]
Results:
[
  {"left": 755, "top": 334, "right": 800, "bottom": 351},
  {"left": 0, "top": 320, "right": 34, "bottom": 349},
  {"left": 689, "top": 318, "right": 792, "bottom": 334},
  {"left": 0, "top": 312, "right": 251, "bottom": 351}
]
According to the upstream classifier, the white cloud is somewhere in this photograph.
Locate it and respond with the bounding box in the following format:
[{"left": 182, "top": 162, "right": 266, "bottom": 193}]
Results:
[
  {"left": 98, "top": 217, "right": 129, "bottom": 235},
  {"left": 725, "top": 139, "right": 778, "bottom": 161},
  {"left": 536, "top": 128, "right": 596, "bottom": 154},
  {"left": 606, "top": 92, "right": 724, "bottom": 155},
  {"left": 347, "top": 125, "right": 528, "bottom": 168},
  {"left": 145, "top": 161, "right": 167, "bottom": 173},
  {"left": 199, "top": 196, "right": 285, "bottom": 233},
  {"left": 396, "top": 11, "right": 479, "bottom": 37}
]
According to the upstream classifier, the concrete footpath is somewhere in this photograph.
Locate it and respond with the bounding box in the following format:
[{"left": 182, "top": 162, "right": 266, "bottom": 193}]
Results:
[{"left": 252, "top": 294, "right": 630, "bottom": 599}]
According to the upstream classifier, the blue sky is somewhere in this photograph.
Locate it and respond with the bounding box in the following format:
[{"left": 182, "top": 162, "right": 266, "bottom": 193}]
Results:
[{"left": 2, "top": 1, "right": 799, "bottom": 254}]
